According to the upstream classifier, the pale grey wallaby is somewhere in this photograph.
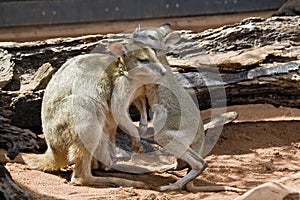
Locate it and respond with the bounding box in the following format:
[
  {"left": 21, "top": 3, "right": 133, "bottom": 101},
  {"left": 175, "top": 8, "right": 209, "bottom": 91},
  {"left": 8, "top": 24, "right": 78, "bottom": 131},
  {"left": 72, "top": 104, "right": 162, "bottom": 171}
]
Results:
[
  {"left": 124, "top": 23, "right": 179, "bottom": 137},
  {"left": 112, "top": 24, "right": 245, "bottom": 192},
  {"left": 111, "top": 24, "right": 180, "bottom": 143},
  {"left": 23, "top": 41, "right": 168, "bottom": 188},
  {"left": 110, "top": 24, "right": 206, "bottom": 191}
]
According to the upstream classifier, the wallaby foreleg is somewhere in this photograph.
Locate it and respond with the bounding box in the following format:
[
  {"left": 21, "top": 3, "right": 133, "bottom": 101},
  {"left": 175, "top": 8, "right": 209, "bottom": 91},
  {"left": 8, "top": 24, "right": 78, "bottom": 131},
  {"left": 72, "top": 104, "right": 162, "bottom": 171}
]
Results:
[
  {"left": 120, "top": 115, "right": 144, "bottom": 153},
  {"left": 132, "top": 96, "right": 148, "bottom": 136}
]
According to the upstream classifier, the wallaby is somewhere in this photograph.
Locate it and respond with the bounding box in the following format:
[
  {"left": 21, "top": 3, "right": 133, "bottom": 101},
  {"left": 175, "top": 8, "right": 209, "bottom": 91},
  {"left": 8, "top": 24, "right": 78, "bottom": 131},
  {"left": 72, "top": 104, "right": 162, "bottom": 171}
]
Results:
[
  {"left": 124, "top": 23, "right": 178, "bottom": 137},
  {"left": 115, "top": 63, "right": 214, "bottom": 192},
  {"left": 111, "top": 24, "right": 179, "bottom": 141},
  {"left": 144, "top": 75, "right": 206, "bottom": 191},
  {"left": 112, "top": 25, "right": 245, "bottom": 192},
  {"left": 110, "top": 25, "right": 207, "bottom": 191},
  {"left": 23, "top": 41, "right": 167, "bottom": 188}
]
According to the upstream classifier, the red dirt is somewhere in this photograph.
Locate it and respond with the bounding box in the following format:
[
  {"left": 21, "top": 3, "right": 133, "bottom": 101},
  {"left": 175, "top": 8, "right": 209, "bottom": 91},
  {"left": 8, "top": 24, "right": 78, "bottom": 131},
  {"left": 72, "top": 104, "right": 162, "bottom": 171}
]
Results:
[{"left": 6, "top": 104, "right": 300, "bottom": 200}]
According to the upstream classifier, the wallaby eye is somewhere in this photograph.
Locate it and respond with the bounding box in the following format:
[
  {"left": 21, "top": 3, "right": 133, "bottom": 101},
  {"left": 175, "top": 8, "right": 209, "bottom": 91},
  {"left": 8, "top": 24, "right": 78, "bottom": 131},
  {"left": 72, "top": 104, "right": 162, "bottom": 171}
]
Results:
[
  {"left": 148, "top": 35, "right": 156, "bottom": 40},
  {"left": 137, "top": 58, "right": 150, "bottom": 64}
]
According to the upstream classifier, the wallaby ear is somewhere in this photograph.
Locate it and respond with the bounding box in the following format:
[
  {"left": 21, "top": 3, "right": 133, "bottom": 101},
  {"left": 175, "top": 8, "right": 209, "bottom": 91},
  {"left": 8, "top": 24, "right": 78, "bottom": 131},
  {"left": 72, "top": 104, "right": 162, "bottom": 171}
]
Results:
[
  {"left": 108, "top": 43, "right": 127, "bottom": 56},
  {"left": 135, "top": 24, "right": 141, "bottom": 33},
  {"left": 163, "top": 32, "right": 181, "bottom": 47},
  {"left": 158, "top": 23, "right": 172, "bottom": 35},
  {"left": 160, "top": 23, "right": 171, "bottom": 29}
]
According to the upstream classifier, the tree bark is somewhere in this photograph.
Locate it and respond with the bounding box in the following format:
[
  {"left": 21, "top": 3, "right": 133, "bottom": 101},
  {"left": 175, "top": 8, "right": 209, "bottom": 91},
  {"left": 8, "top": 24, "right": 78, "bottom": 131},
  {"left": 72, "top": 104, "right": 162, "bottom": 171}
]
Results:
[
  {"left": 0, "top": 116, "right": 39, "bottom": 200},
  {"left": 0, "top": 16, "right": 299, "bottom": 129},
  {"left": 0, "top": 164, "right": 33, "bottom": 200},
  {"left": 0, "top": 116, "right": 42, "bottom": 161}
]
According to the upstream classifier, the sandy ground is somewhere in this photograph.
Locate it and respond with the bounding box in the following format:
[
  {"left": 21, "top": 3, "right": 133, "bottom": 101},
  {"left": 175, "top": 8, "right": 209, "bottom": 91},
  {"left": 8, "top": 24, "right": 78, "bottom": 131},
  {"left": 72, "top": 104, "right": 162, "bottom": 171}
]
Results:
[{"left": 6, "top": 104, "right": 300, "bottom": 200}]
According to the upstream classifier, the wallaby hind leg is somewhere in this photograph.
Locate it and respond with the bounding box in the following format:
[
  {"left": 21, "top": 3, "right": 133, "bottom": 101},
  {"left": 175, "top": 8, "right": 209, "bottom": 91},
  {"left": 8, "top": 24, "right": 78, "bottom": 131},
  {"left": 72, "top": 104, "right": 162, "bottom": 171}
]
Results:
[
  {"left": 71, "top": 145, "right": 149, "bottom": 188},
  {"left": 169, "top": 151, "right": 246, "bottom": 193},
  {"left": 71, "top": 149, "right": 118, "bottom": 187},
  {"left": 70, "top": 149, "right": 93, "bottom": 185},
  {"left": 157, "top": 146, "right": 207, "bottom": 191}
]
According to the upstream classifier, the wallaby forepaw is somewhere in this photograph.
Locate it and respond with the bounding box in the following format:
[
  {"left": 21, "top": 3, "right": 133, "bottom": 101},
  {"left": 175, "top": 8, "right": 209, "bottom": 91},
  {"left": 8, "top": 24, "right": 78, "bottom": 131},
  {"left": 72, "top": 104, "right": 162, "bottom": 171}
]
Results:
[
  {"left": 131, "top": 138, "right": 144, "bottom": 153},
  {"left": 132, "top": 146, "right": 145, "bottom": 153}
]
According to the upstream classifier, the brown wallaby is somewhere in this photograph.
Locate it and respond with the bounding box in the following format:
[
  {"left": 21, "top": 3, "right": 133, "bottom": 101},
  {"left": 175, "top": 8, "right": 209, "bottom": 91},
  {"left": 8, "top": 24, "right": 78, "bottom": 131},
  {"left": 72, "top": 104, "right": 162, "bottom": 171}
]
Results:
[{"left": 23, "top": 41, "right": 168, "bottom": 188}]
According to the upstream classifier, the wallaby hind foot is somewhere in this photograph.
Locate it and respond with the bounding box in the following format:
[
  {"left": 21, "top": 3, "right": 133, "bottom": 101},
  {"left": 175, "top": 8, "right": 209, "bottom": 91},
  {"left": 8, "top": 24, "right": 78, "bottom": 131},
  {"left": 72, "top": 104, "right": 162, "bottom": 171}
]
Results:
[
  {"left": 155, "top": 142, "right": 207, "bottom": 191},
  {"left": 186, "top": 181, "right": 247, "bottom": 193},
  {"left": 70, "top": 152, "right": 149, "bottom": 188}
]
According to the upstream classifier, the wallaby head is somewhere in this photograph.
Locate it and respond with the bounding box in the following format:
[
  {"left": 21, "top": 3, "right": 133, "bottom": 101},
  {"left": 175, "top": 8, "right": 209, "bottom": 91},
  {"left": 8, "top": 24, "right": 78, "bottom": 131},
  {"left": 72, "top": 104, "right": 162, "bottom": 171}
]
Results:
[
  {"left": 131, "top": 23, "right": 181, "bottom": 50},
  {"left": 108, "top": 42, "right": 167, "bottom": 83},
  {"left": 131, "top": 24, "right": 180, "bottom": 67}
]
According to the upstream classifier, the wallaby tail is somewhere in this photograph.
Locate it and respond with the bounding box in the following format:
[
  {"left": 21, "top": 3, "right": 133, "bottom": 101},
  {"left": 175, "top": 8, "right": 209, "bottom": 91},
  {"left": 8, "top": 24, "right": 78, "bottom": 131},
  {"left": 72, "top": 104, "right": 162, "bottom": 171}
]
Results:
[
  {"left": 203, "top": 111, "right": 238, "bottom": 130},
  {"left": 21, "top": 149, "right": 63, "bottom": 171}
]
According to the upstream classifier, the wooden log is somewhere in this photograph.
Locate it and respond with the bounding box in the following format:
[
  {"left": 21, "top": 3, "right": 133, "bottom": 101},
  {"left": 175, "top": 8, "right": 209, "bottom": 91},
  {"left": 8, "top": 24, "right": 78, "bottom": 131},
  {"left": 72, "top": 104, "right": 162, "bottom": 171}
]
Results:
[
  {"left": 0, "top": 164, "right": 33, "bottom": 200},
  {"left": 0, "top": 90, "right": 43, "bottom": 131},
  {"left": 175, "top": 61, "right": 300, "bottom": 109},
  {"left": 0, "top": 16, "right": 299, "bottom": 129},
  {"left": 0, "top": 49, "right": 14, "bottom": 89},
  {"left": 0, "top": 116, "right": 41, "bottom": 161},
  {"left": 0, "top": 116, "right": 39, "bottom": 200}
]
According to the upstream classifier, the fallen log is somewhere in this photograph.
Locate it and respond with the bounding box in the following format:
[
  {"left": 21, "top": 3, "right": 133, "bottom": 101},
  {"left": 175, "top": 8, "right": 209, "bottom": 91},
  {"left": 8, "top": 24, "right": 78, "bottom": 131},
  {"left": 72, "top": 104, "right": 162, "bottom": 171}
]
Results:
[
  {"left": 0, "top": 16, "right": 299, "bottom": 130},
  {"left": 0, "top": 116, "right": 41, "bottom": 161},
  {"left": 176, "top": 61, "right": 300, "bottom": 109},
  {"left": 0, "top": 90, "right": 44, "bottom": 131},
  {"left": 0, "top": 164, "right": 33, "bottom": 200},
  {"left": 0, "top": 116, "right": 39, "bottom": 199}
]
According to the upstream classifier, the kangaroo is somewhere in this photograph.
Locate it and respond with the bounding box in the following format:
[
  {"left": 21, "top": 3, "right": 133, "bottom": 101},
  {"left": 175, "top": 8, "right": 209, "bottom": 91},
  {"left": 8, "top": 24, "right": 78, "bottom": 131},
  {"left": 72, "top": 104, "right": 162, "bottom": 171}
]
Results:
[{"left": 23, "top": 41, "right": 167, "bottom": 188}]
